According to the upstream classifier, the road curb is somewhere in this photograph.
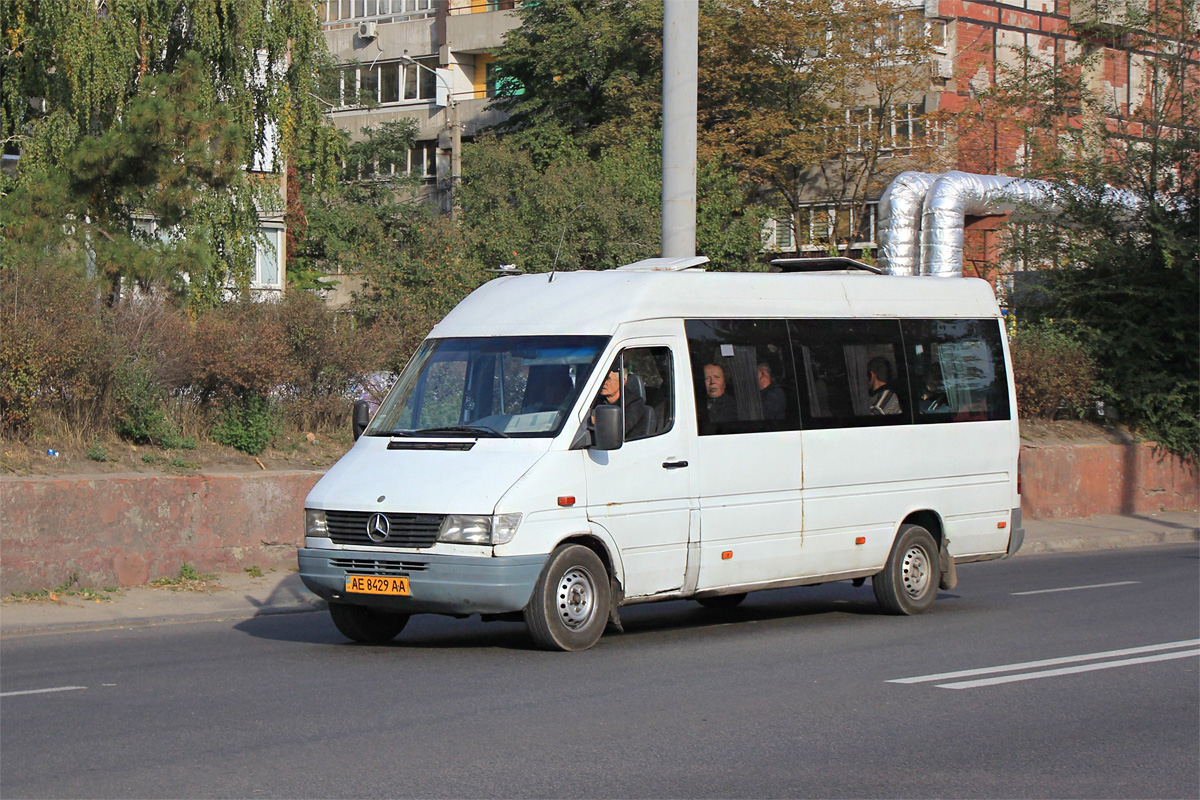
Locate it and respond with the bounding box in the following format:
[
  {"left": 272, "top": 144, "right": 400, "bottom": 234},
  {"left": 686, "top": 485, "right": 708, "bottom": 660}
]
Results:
[{"left": 1017, "top": 529, "right": 1199, "bottom": 555}]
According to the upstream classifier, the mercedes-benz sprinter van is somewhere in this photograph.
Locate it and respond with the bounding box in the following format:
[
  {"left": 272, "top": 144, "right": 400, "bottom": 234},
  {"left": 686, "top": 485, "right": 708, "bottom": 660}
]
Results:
[{"left": 299, "top": 257, "right": 1023, "bottom": 650}]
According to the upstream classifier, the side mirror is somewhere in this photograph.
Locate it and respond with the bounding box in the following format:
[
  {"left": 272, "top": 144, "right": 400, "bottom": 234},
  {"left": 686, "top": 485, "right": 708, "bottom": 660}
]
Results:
[
  {"left": 352, "top": 400, "right": 371, "bottom": 441},
  {"left": 592, "top": 405, "right": 623, "bottom": 451}
]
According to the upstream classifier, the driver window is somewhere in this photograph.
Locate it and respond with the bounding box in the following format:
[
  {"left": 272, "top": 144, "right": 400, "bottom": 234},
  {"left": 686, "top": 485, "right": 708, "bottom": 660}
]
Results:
[{"left": 591, "top": 347, "right": 674, "bottom": 442}]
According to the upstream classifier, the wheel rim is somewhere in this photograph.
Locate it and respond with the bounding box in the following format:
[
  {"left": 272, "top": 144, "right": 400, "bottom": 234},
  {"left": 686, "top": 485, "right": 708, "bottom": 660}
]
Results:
[
  {"left": 901, "top": 544, "right": 932, "bottom": 599},
  {"left": 556, "top": 566, "right": 597, "bottom": 631}
]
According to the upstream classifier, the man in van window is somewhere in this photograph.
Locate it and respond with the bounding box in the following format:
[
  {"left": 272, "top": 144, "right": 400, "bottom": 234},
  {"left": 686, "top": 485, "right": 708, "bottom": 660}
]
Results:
[
  {"left": 595, "top": 363, "right": 648, "bottom": 438},
  {"left": 867, "top": 357, "right": 902, "bottom": 415},
  {"left": 757, "top": 362, "right": 786, "bottom": 420},
  {"left": 703, "top": 363, "right": 738, "bottom": 424}
]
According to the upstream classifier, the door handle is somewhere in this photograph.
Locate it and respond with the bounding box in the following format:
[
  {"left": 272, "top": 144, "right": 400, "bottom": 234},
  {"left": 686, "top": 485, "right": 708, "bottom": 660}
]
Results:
[{"left": 662, "top": 460, "right": 689, "bottom": 469}]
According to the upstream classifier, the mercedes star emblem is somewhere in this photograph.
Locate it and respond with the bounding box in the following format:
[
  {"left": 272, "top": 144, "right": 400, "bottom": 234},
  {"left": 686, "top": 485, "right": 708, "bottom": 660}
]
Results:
[{"left": 366, "top": 512, "right": 391, "bottom": 543}]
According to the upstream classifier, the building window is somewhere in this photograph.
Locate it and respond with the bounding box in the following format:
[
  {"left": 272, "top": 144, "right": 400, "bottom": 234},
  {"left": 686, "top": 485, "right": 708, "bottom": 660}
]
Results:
[
  {"left": 827, "top": 104, "right": 936, "bottom": 155},
  {"left": 320, "top": 0, "right": 434, "bottom": 25},
  {"left": 255, "top": 227, "right": 283, "bottom": 288},
  {"left": 337, "top": 58, "right": 438, "bottom": 108},
  {"left": 768, "top": 202, "right": 878, "bottom": 253}
]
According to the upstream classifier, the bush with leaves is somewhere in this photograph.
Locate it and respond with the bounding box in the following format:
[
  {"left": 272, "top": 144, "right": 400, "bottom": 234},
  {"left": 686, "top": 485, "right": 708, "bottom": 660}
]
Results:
[{"left": 1009, "top": 320, "right": 1099, "bottom": 420}]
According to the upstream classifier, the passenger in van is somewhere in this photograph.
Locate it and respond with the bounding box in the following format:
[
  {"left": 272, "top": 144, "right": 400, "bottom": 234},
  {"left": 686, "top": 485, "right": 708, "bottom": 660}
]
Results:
[
  {"left": 866, "top": 357, "right": 902, "bottom": 415},
  {"left": 757, "top": 361, "right": 786, "bottom": 420},
  {"left": 703, "top": 363, "right": 738, "bottom": 424},
  {"left": 594, "top": 363, "right": 648, "bottom": 438},
  {"left": 918, "top": 367, "right": 949, "bottom": 414}
]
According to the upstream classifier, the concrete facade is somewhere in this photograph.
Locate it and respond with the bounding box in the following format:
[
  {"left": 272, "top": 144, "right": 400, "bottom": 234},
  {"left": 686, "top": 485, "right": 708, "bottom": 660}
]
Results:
[{"left": 1, "top": 441, "right": 1195, "bottom": 595}]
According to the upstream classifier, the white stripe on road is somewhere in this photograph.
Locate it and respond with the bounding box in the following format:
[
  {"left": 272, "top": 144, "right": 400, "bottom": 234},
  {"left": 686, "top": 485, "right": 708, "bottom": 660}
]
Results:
[
  {"left": 1012, "top": 580, "right": 1140, "bottom": 596},
  {"left": 889, "top": 639, "right": 1200, "bottom": 685},
  {"left": 0, "top": 685, "right": 87, "bottom": 698},
  {"left": 938, "top": 650, "right": 1200, "bottom": 689}
]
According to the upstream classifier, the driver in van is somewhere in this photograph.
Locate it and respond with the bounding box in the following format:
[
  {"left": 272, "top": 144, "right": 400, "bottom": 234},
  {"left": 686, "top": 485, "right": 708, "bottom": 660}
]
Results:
[{"left": 594, "top": 362, "right": 648, "bottom": 438}]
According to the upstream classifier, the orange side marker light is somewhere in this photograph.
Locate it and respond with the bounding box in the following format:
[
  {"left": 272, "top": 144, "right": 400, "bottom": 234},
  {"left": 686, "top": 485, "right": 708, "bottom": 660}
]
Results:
[
  {"left": 558, "top": 496, "right": 575, "bottom": 507},
  {"left": 997, "top": 521, "right": 1007, "bottom": 529},
  {"left": 721, "top": 550, "right": 733, "bottom": 560},
  {"left": 855, "top": 536, "right": 866, "bottom": 545}
]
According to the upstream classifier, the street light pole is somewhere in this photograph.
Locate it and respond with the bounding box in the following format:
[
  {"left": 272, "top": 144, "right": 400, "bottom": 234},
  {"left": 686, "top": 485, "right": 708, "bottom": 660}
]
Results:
[{"left": 401, "top": 50, "right": 460, "bottom": 221}]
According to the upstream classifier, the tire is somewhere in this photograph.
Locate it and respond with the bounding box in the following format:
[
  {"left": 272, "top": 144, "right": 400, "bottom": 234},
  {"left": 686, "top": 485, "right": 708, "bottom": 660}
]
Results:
[
  {"left": 873, "top": 524, "right": 939, "bottom": 616},
  {"left": 524, "top": 545, "right": 611, "bottom": 651},
  {"left": 328, "top": 602, "right": 410, "bottom": 644},
  {"left": 696, "top": 593, "right": 747, "bottom": 610}
]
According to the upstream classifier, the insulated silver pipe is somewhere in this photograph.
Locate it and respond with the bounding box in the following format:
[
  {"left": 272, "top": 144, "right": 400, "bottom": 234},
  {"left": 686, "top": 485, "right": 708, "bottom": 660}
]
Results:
[
  {"left": 876, "top": 171, "right": 936, "bottom": 276},
  {"left": 920, "top": 171, "right": 1055, "bottom": 277},
  {"left": 661, "top": 0, "right": 698, "bottom": 258}
]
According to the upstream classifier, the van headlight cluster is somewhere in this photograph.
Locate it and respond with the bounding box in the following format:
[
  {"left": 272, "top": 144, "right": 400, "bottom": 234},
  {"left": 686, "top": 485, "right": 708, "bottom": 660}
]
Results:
[
  {"left": 305, "top": 509, "right": 328, "bottom": 537},
  {"left": 438, "top": 513, "right": 522, "bottom": 545}
]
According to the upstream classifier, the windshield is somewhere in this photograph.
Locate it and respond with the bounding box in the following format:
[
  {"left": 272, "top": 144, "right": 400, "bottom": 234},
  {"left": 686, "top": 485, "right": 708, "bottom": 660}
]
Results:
[{"left": 365, "top": 336, "right": 609, "bottom": 438}]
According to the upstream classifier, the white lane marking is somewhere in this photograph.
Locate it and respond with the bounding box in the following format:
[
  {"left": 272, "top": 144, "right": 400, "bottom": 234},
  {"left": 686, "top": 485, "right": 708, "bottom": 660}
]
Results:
[
  {"left": 0, "top": 685, "right": 87, "bottom": 698},
  {"left": 1012, "top": 580, "right": 1140, "bottom": 596},
  {"left": 938, "top": 650, "right": 1200, "bottom": 689},
  {"left": 889, "top": 639, "right": 1200, "bottom": 684}
]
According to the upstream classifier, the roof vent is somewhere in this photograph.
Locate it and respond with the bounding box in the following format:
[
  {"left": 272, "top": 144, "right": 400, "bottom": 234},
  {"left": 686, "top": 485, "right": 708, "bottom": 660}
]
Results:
[{"left": 616, "top": 256, "right": 710, "bottom": 272}]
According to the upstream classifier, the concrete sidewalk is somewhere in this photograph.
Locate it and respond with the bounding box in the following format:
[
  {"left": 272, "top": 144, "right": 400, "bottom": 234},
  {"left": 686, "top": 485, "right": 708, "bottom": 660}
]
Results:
[{"left": 2, "top": 511, "right": 1196, "bottom": 638}]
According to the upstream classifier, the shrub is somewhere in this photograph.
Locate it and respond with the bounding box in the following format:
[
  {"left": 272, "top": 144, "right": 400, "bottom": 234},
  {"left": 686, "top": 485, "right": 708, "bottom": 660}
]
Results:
[
  {"left": 211, "top": 394, "right": 280, "bottom": 455},
  {"left": 1009, "top": 320, "right": 1098, "bottom": 420}
]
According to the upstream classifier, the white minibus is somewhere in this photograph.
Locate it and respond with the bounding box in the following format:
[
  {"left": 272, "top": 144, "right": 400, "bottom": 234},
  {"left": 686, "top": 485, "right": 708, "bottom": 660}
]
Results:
[{"left": 299, "top": 258, "right": 1023, "bottom": 650}]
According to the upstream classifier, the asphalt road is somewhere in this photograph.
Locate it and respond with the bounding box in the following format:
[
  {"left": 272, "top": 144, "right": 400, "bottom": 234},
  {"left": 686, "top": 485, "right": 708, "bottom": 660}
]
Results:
[{"left": 2, "top": 545, "right": 1197, "bottom": 799}]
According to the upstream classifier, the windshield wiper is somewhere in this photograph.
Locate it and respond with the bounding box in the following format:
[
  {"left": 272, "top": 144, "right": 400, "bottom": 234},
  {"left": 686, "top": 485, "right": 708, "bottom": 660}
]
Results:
[{"left": 406, "top": 425, "right": 509, "bottom": 438}]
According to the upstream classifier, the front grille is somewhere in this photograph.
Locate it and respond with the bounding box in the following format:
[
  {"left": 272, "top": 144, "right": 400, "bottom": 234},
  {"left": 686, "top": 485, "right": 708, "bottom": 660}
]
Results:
[
  {"left": 330, "top": 557, "right": 428, "bottom": 575},
  {"left": 325, "top": 511, "right": 444, "bottom": 549}
]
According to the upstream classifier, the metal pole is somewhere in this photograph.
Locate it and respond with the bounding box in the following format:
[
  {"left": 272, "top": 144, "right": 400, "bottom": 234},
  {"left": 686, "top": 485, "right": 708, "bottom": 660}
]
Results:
[{"left": 661, "top": 0, "right": 698, "bottom": 258}]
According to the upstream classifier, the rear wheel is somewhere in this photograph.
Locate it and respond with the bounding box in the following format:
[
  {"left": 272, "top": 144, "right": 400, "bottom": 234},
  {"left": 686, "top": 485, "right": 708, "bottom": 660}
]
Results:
[
  {"left": 873, "top": 524, "right": 939, "bottom": 615},
  {"left": 696, "top": 593, "right": 747, "bottom": 610},
  {"left": 524, "top": 545, "right": 610, "bottom": 651},
  {"left": 328, "top": 603, "right": 410, "bottom": 643}
]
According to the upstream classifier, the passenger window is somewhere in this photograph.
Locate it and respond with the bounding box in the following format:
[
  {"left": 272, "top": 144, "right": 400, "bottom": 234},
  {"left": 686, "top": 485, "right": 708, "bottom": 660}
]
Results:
[
  {"left": 685, "top": 320, "right": 799, "bottom": 435},
  {"left": 590, "top": 346, "right": 674, "bottom": 442},
  {"left": 789, "top": 319, "right": 910, "bottom": 429},
  {"left": 902, "top": 319, "right": 1010, "bottom": 422}
]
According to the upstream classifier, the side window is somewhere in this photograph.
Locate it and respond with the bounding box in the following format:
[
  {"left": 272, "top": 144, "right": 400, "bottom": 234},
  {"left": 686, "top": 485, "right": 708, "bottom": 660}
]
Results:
[
  {"left": 790, "top": 319, "right": 910, "bottom": 429},
  {"left": 902, "top": 319, "right": 1011, "bottom": 422},
  {"left": 591, "top": 346, "right": 674, "bottom": 442},
  {"left": 685, "top": 320, "right": 799, "bottom": 436}
]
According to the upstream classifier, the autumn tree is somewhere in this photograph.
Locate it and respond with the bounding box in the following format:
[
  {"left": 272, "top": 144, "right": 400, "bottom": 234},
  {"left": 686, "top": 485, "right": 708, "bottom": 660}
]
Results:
[{"left": 699, "top": 0, "right": 945, "bottom": 252}]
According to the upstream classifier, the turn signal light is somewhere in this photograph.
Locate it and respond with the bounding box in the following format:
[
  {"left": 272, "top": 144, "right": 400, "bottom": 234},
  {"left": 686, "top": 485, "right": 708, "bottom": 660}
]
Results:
[
  {"left": 855, "top": 536, "right": 866, "bottom": 545},
  {"left": 721, "top": 550, "right": 733, "bottom": 560},
  {"left": 558, "top": 496, "right": 575, "bottom": 507}
]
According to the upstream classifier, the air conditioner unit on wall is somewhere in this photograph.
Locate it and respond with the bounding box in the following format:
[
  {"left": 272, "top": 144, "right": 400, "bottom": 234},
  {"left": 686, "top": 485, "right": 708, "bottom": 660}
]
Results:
[{"left": 358, "top": 21, "right": 378, "bottom": 40}]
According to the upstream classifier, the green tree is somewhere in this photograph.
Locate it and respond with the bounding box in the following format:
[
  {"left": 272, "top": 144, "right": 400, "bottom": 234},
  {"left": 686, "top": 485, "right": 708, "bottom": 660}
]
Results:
[
  {"left": 0, "top": 0, "right": 337, "bottom": 305},
  {"left": 994, "top": 0, "right": 1199, "bottom": 455}
]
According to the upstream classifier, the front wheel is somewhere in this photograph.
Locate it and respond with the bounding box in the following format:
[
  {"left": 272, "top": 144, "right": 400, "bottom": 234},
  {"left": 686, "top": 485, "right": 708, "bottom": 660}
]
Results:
[
  {"left": 873, "top": 525, "right": 939, "bottom": 615},
  {"left": 329, "top": 602, "right": 410, "bottom": 644},
  {"left": 524, "top": 545, "right": 611, "bottom": 651}
]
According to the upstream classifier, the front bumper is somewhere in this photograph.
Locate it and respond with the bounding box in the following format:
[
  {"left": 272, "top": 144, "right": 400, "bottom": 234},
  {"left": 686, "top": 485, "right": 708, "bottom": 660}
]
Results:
[{"left": 298, "top": 547, "right": 548, "bottom": 616}]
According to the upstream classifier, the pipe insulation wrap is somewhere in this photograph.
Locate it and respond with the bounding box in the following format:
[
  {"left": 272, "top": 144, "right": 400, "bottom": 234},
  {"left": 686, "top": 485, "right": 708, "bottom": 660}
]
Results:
[
  {"left": 876, "top": 171, "right": 936, "bottom": 276},
  {"left": 919, "top": 172, "right": 1056, "bottom": 277}
]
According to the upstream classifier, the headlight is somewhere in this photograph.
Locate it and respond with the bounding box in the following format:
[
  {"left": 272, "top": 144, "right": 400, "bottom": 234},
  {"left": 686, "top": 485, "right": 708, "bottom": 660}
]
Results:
[
  {"left": 438, "top": 513, "right": 522, "bottom": 545},
  {"left": 305, "top": 509, "right": 329, "bottom": 538}
]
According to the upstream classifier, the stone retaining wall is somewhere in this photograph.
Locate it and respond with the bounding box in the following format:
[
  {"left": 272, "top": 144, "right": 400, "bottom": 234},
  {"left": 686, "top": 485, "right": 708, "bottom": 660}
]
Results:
[
  {"left": 2, "top": 441, "right": 1196, "bottom": 594},
  {"left": 1, "top": 471, "right": 322, "bottom": 595},
  {"left": 1019, "top": 440, "right": 1198, "bottom": 520}
]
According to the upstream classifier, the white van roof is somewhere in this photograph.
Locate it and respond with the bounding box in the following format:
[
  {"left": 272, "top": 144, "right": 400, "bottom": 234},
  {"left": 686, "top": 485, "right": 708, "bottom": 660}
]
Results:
[{"left": 429, "top": 269, "right": 1001, "bottom": 338}]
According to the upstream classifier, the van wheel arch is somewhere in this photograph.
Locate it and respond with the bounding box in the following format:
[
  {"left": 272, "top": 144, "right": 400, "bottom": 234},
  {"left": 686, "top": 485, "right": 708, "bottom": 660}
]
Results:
[
  {"left": 900, "top": 510, "right": 944, "bottom": 549},
  {"left": 558, "top": 532, "right": 625, "bottom": 629}
]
